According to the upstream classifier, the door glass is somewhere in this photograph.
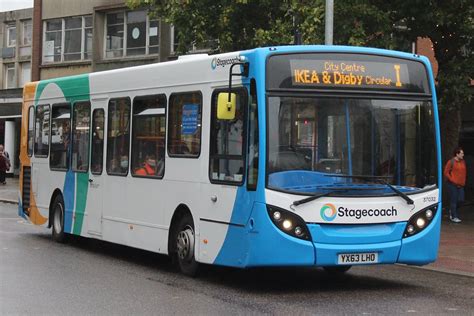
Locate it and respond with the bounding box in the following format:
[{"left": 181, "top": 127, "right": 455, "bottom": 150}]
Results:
[{"left": 91, "top": 109, "right": 105, "bottom": 175}]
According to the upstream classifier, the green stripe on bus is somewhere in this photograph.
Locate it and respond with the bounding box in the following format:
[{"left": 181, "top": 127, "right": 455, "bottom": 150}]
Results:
[{"left": 73, "top": 173, "right": 89, "bottom": 235}]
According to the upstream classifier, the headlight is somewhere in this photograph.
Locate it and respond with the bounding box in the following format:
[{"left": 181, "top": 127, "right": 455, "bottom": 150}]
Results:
[
  {"left": 267, "top": 205, "right": 311, "bottom": 241},
  {"left": 403, "top": 204, "right": 438, "bottom": 238}
]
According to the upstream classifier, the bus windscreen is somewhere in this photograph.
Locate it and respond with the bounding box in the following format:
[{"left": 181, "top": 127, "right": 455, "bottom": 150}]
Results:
[{"left": 267, "top": 53, "right": 431, "bottom": 94}]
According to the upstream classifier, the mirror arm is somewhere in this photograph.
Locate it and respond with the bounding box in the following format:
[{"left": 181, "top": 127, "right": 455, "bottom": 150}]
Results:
[{"left": 228, "top": 62, "right": 249, "bottom": 102}]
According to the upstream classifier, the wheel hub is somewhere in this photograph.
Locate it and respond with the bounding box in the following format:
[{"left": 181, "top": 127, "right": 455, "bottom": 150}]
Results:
[{"left": 177, "top": 226, "right": 194, "bottom": 261}]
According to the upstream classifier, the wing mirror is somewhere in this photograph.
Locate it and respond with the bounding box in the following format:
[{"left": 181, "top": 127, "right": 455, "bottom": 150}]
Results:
[{"left": 217, "top": 92, "right": 236, "bottom": 120}]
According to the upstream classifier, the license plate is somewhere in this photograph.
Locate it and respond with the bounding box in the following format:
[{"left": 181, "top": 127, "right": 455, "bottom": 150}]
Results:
[{"left": 338, "top": 252, "right": 378, "bottom": 265}]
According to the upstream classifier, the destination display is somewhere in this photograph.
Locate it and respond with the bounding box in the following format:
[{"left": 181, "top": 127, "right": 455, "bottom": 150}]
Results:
[{"left": 267, "top": 53, "right": 430, "bottom": 94}]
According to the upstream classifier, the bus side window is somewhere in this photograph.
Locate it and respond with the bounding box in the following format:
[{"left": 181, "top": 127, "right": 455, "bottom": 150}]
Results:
[
  {"left": 167, "top": 92, "right": 202, "bottom": 157},
  {"left": 106, "top": 98, "right": 131, "bottom": 176},
  {"left": 34, "top": 104, "right": 50, "bottom": 157},
  {"left": 209, "top": 88, "right": 247, "bottom": 185},
  {"left": 247, "top": 79, "right": 259, "bottom": 190},
  {"left": 91, "top": 109, "right": 105, "bottom": 175},
  {"left": 72, "top": 101, "right": 91, "bottom": 172},
  {"left": 50, "top": 103, "right": 71, "bottom": 171},
  {"left": 27, "top": 106, "right": 34, "bottom": 157},
  {"left": 131, "top": 94, "right": 166, "bottom": 178}
]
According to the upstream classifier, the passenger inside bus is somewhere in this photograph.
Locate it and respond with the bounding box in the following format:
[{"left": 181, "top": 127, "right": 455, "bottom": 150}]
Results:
[{"left": 135, "top": 154, "right": 158, "bottom": 176}]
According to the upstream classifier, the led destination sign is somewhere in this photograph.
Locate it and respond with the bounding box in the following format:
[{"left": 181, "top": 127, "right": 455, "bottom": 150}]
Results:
[
  {"left": 267, "top": 53, "right": 430, "bottom": 94},
  {"left": 291, "top": 60, "right": 406, "bottom": 89}
]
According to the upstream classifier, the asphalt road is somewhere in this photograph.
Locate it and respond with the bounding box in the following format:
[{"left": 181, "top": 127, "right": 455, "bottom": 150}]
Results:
[{"left": 1, "top": 202, "right": 473, "bottom": 315}]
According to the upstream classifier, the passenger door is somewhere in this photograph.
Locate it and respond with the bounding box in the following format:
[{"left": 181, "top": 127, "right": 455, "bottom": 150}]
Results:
[
  {"left": 199, "top": 88, "right": 248, "bottom": 263},
  {"left": 86, "top": 108, "right": 105, "bottom": 236}
]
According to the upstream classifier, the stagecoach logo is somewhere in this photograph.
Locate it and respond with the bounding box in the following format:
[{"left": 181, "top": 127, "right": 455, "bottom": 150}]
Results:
[
  {"left": 320, "top": 203, "right": 399, "bottom": 222},
  {"left": 320, "top": 203, "right": 337, "bottom": 222},
  {"left": 211, "top": 56, "right": 241, "bottom": 70}
]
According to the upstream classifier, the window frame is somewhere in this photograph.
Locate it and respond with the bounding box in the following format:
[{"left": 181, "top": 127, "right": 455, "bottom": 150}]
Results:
[
  {"left": 208, "top": 87, "right": 248, "bottom": 186},
  {"left": 27, "top": 106, "right": 35, "bottom": 157},
  {"left": 63, "top": 16, "right": 84, "bottom": 61},
  {"left": 4, "top": 63, "right": 16, "bottom": 89},
  {"left": 49, "top": 102, "right": 71, "bottom": 172},
  {"left": 130, "top": 94, "right": 167, "bottom": 179},
  {"left": 22, "top": 19, "right": 32, "bottom": 46},
  {"left": 106, "top": 97, "right": 131, "bottom": 177},
  {"left": 34, "top": 104, "right": 50, "bottom": 158},
  {"left": 20, "top": 62, "right": 31, "bottom": 87},
  {"left": 167, "top": 91, "right": 203, "bottom": 159},
  {"left": 90, "top": 108, "right": 105, "bottom": 175},
  {"left": 42, "top": 15, "right": 92, "bottom": 64},
  {"left": 71, "top": 101, "right": 91, "bottom": 173},
  {"left": 104, "top": 10, "right": 159, "bottom": 59},
  {"left": 6, "top": 23, "right": 16, "bottom": 47}
]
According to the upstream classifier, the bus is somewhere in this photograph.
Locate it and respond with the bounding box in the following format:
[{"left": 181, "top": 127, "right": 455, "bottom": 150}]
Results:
[{"left": 19, "top": 45, "right": 441, "bottom": 276}]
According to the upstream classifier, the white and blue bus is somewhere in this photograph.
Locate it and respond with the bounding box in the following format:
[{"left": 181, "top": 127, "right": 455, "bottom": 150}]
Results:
[{"left": 19, "top": 45, "right": 441, "bottom": 275}]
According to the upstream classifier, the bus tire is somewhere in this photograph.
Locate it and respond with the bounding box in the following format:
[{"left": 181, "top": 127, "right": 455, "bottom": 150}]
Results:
[
  {"left": 323, "top": 265, "right": 352, "bottom": 274},
  {"left": 52, "top": 195, "right": 67, "bottom": 243},
  {"left": 175, "top": 214, "right": 199, "bottom": 277}
]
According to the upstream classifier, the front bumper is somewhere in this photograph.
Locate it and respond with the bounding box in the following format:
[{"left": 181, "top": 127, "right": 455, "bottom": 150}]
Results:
[{"left": 214, "top": 202, "right": 441, "bottom": 268}]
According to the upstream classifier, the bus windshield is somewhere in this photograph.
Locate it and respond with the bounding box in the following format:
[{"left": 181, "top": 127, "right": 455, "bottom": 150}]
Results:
[{"left": 266, "top": 97, "right": 437, "bottom": 196}]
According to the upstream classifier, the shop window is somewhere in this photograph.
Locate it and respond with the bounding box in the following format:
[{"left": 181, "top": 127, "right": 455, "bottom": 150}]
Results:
[
  {"left": 167, "top": 92, "right": 202, "bottom": 157},
  {"left": 91, "top": 109, "right": 105, "bottom": 175},
  {"left": 34, "top": 104, "right": 50, "bottom": 157},
  {"left": 106, "top": 98, "right": 131, "bottom": 175},
  {"left": 131, "top": 94, "right": 166, "bottom": 178},
  {"left": 209, "top": 88, "right": 247, "bottom": 184},
  {"left": 72, "top": 102, "right": 91, "bottom": 172},
  {"left": 50, "top": 103, "right": 71, "bottom": 170}
]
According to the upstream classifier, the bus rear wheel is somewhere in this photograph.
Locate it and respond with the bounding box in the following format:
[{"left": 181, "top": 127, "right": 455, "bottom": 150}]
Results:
[
  {"left": 52, "top": 195, "right": 67, "bottom": 243},
  {"left": 175, "top": 215, "right": 199, "bottom": 276}
]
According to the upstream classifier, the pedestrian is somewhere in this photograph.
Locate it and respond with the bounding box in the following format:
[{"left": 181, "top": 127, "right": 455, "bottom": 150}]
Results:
[
  {"left": 0, "top": 144, "right": 10, "bottom": 185},
  {"left": 444, "top": 147, "right": 466, "bottom": 223}
]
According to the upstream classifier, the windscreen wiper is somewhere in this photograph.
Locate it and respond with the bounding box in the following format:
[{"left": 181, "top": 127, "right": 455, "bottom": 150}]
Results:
[
  {"left": 292, "top": 191, "right": 338, "bottom": 207},
  {"left": 291, "top": 185, "right": 387, "bottom": 207},
  {"left": 325, "top": 174, "right": 414, "bottom": 205}
]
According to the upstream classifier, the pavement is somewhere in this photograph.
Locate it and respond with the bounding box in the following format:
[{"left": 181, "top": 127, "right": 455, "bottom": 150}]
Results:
[{"left": 1, "top": 177, "right": 473, "bottom": 277}]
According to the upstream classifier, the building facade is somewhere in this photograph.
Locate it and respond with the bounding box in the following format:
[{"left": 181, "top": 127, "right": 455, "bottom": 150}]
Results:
[
  {"left": 0, "top": 0, "right": 179, "bottom": 176},
  {"left": 0, "top": 8, "right": 33, "bottom": 175},
  {"left": 33, "top": 0, "right": 175, "bottom": 81}
]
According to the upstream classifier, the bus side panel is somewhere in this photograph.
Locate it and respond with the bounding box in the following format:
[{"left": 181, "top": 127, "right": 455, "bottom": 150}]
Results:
[
  {"left": 207, "top": 187, "right": 253, "bottom": 267},
  {"left": 213, "top": 202, "right": 315, "bottom": 268}
]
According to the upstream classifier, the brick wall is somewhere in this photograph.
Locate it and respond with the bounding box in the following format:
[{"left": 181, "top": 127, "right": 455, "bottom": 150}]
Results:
[{"left": 416, "top": 37, "right": 439, "bottom": 79}]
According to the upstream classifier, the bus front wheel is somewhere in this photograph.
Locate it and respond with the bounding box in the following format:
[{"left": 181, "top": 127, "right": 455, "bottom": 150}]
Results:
[
  {"left": 175, "top": 215, "right": 199, "bottom": 276},
  {"left": 52, "top": 195, "right": 67, "bottom": 243}
]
